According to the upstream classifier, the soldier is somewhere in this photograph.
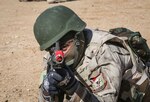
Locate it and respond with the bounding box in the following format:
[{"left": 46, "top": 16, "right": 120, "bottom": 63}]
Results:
[{"left": 33, "top": 5, "right": 150, "bottom": 102}]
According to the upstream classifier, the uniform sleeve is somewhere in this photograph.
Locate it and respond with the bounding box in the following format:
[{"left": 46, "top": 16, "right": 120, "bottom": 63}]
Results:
[
  {"left": 43, "top": 52, "right": 50, "bottom": 70},
  {"left": 93, "top": 43, "right": 132, "bottom": 102},
  {"left": 39, "top": 52, "right": 50, "bottom": 86}
]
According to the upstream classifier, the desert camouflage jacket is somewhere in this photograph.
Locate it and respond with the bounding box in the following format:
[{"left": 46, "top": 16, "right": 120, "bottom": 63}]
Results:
[{"left": 41, "top": 29, "right": 149, "bottom": 102}]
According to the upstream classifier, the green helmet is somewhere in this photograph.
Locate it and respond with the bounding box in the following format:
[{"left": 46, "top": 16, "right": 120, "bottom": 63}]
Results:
[{"left": 34, "top": 5, "right": 86, "bottom": 51}]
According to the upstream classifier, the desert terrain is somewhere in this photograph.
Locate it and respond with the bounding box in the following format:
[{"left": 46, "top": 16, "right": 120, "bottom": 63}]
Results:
[{"left": 0, "top": 0, "right": 150, "bottom": 102}]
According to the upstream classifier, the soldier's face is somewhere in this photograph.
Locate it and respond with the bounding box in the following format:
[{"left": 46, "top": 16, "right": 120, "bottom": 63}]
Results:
[
  {"left": 60, "top": 39, "right": 74, "bottom": 55},
  {"left": 60, "top": 37, "right": 76, "bottom": 65}
]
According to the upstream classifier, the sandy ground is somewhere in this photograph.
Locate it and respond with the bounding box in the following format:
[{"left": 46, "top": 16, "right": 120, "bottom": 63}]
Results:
[{"left": 0, "top": 0, "right": 150, "bottom": 102}]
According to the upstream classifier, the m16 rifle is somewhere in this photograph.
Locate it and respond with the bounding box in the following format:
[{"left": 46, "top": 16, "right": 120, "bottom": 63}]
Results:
[{"left": 47, "top": 41, "right": 71, "bottom": 102}]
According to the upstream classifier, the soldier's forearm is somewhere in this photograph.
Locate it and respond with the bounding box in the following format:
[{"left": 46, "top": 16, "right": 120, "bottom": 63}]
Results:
[{"left": 73, "top": 81, "right": 101, "bottom": 102}]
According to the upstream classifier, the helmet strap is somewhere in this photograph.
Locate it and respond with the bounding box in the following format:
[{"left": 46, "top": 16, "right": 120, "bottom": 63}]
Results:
[
  {"left": 71, "top": 32, "right": 85, "bottom": 69},
  {"left": 74, "top": 32, "right": 81, "bottom": 46}
]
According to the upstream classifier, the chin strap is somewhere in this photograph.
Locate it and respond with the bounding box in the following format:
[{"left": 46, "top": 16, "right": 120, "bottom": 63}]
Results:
[
  {"left": 72, "top": 32, "right": 85, "bottom": 69},
  {"left": 75, "top": 33, "right": 81, "bottom": 46}
]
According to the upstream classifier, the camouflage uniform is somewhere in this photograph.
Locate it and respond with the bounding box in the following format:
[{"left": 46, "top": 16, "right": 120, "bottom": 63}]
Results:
[{"left": 40, "top": 29, "right": 149, "bottom": 102}]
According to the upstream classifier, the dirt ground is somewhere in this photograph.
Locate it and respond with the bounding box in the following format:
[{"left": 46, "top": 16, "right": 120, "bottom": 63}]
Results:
[{"left": 0, "top": 0, "right": 150, "bottom": 102}]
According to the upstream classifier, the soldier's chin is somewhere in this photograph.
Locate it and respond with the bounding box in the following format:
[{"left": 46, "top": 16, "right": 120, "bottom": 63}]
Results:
[
  {"left": 65, "top": 59, "right": 74, "bottom": 66},
  {"left": 64, "top": 49, "right": 75, "bottom": 66}
]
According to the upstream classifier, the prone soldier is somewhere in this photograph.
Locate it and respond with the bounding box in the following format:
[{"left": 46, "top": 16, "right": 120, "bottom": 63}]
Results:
[{"left": 33, "top": 5, "right": 150, "bottom": 102}]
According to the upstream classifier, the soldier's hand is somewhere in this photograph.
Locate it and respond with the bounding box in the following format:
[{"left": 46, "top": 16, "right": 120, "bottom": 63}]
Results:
[
  {"left": 42, "top": 67, "right": 78, "bottom": 95},
  {"left": 42, "top": 70, "right": 62, "bottom": 95}
]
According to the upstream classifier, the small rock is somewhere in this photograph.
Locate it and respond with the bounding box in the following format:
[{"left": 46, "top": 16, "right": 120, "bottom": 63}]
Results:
[
  {"left": 5, "top": 41, "right": 10, "bottom": 45},
  {"left": 14, "top": 36, "right": 18, "bottom": 39},
  {"left": 27, "top": 89, "right": 30, "bottom": 91},
  {"left": 5, "top": 100, "right": 8, "bottom": 102}
]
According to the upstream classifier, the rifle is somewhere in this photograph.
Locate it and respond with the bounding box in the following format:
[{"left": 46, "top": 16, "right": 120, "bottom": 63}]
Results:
[{"left": 47, "top": 41, "right": 65, "bottom": 102}]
